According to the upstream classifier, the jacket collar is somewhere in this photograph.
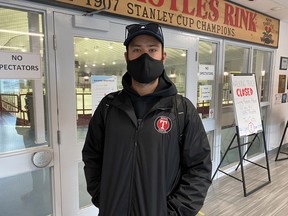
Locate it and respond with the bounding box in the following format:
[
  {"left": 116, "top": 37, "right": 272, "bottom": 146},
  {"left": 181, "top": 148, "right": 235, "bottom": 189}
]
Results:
[{"left": 111, "top": 91, "right": 175, "bottom": 127}]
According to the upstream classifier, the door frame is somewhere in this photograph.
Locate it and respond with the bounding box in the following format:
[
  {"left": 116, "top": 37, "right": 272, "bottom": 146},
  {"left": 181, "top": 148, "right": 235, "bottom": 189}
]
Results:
[{"left": 0, "top": 1, "right": 61, "bottom": 216}]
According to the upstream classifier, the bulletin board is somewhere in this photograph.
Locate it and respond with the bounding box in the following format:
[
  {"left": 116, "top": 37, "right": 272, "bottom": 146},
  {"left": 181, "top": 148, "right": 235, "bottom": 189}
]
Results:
[{"left": 230, "top": 74, "right": 263, "bottom": 137}]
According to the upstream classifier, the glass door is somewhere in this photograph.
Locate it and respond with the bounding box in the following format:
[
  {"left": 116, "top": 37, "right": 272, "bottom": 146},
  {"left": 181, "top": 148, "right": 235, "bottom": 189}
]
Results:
[
  {"left": 198, "top": 40, "right": 220, "bottom": 162},
  {"left": 220, "top": 43, "right": 251, "bottom": 167},
  {"left": 54, "top": 12, "right": 197, "bottom": 216},
  {"left": 0, "top": 7, "right": 54, "bottom": 216},
  {"left": 219, "top": 43, "right": 273, "bottom": 168},
  {"left": 247, "top": 48, "right": 273, "bottom": 158}
]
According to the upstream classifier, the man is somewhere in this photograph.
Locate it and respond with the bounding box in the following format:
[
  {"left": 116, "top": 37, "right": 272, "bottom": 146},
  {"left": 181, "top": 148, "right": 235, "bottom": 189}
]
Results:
[{"left": 82, "top": 22, "right": 212, "bottom": 216}]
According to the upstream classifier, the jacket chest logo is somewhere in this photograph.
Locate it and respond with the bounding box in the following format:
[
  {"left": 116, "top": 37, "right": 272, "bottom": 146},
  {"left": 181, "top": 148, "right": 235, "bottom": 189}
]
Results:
[{"left": 154, "top": 116, "right": 172, "bottom": 133}]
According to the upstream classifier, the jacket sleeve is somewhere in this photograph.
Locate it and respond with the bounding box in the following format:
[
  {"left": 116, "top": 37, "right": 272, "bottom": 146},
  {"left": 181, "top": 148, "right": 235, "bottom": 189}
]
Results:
[
  {"left": 82, "top": 98, "right": 107, "bottom": 207},
  {"left": 167, "top": 98, "right": 212, "bottom": 216}
]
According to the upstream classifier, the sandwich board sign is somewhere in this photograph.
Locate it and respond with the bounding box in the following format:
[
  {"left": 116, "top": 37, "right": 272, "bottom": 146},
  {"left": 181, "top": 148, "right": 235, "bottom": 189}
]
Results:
[{"left": 230, "top": 74, "right": 262, "bottom": 137}]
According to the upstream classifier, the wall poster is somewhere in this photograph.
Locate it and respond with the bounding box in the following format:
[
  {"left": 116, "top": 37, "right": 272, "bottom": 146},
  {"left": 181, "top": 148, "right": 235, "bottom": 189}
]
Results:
[{"left": 278, "top": 75, "right": 286, "bottom": 93}]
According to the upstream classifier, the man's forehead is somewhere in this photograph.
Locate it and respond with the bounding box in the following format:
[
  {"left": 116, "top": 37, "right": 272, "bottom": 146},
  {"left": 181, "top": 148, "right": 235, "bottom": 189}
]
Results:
[{"left": 129, "top": 34, "right": 162, "bottom": 46}]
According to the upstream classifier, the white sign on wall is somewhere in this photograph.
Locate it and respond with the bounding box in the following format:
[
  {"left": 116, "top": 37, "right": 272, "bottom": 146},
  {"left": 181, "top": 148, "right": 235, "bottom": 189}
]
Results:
[
  {"left": 0, "top": 51, "right": 41, "bottom": 79},
  {"left": 199, "top": 64, "right": 215, "bottom": 80},
  {"left": 91, "top": 75, "right": 117, "bottom": 114}
]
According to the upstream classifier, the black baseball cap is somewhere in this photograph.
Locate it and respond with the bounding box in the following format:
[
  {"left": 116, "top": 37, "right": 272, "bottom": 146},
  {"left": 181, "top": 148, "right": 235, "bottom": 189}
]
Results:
[{"left": 124, "top": 22, "right": 164, "bottom": 46}]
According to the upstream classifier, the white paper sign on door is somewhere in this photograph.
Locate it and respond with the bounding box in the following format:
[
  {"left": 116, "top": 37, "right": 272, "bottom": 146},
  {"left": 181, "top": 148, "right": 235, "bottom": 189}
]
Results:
[
  {"left": 199, "top": 85, "right": 212, "bottom": 101},
  {"left": 91, "top": 75, "right": 117, "bottom": 114},
  {"left": 0, "top": 51, "right": 41, "bottom": 79},
  {"left": 199, "top": 64, "right": 215, "bottom": 80}
]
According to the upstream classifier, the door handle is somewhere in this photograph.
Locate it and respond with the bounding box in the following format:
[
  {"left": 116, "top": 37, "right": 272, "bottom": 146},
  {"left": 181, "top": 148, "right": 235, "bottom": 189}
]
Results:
[{"left": 32, "top": 150, "right": 53, "bottom": 168}]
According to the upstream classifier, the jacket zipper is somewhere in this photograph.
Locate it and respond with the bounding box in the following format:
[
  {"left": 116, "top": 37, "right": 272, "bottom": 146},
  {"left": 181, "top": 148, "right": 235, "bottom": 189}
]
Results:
[
  {"left": 127, "top": 119, "right": 141, "bottom": 215},
  {"left": 126, "top": 107, "right": 171, "bottom": 215}
]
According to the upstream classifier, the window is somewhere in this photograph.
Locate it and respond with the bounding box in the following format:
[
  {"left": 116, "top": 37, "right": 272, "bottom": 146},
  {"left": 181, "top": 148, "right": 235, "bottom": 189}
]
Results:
[
  {"left": 197, "top": 41, "right": 218, "bottom": 119},
  {"left": 252, "top": 49, "right": 272, "bottom": 102}
]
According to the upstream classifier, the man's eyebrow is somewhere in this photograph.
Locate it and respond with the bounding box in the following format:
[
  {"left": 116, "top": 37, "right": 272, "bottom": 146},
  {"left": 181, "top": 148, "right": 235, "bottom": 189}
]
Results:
[
  {"left": 148, "top": 44, "right": 160, "bottom": 47},
  {"left": 131, "top": 44, "right": 160, "bottom": 48}
]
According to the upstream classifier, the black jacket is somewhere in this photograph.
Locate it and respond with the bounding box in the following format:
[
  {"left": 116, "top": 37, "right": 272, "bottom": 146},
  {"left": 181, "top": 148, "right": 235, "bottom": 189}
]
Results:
[{"left": 82, "top": 72, "right": 212, "bottom": 216}]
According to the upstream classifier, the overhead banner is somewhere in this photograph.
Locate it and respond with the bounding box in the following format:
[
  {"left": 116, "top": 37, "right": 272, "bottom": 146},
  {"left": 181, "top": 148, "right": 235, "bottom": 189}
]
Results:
[{"left": 52, "top": 0, "right": 279, "bottom": 48}]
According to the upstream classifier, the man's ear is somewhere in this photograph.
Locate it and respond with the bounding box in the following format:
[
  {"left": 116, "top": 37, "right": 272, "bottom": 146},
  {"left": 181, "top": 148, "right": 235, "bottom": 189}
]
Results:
[
  {"left": 162, "top": 51, "right": 167, "bottom": 64},
  {"left": 124, "top": 52, "right": 128, "bottom": 62}
]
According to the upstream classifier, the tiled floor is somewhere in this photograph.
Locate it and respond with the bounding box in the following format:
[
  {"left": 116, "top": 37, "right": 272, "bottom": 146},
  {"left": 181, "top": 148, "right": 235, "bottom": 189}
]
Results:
[{"left": 201, "top": 151, "right": 288, "bottom": 216}]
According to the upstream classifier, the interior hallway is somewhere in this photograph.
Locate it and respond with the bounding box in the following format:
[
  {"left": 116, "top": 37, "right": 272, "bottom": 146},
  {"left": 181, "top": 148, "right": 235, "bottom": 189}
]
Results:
[{"left": 201, "top": 150, "right": 288, "bottom": 216}]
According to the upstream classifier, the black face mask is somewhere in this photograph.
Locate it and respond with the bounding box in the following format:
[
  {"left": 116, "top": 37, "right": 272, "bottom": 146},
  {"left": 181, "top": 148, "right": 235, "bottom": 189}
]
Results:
[{"left": 127, "top": 53, "right": 164, "bottom": 83}]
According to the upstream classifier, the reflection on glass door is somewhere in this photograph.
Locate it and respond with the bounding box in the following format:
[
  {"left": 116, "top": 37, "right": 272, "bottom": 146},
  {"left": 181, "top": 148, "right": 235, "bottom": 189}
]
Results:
[
  {"left": 220, "top": 44, "right": 250, "bottom": 167},
  {"left": 220, "top": 45, "right": 273, "bottom": 167},
  {"left": 247, "top": 49, "right": 272, "bottom": 158},
  {"left": 253, "top": 49, "right": 272, "bottom": 102},
  {"left": 198, "top": 41, "right": 217, "bottom": 119},
  {"left": 74, "top": 37, "right": 188, "bottom": 209},
  {"left": 198, "top": 40, "right": 219, "bottom": 160}
]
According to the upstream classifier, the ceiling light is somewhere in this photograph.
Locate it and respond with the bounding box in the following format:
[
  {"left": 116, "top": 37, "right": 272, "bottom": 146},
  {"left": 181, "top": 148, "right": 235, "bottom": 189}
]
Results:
[
  {"left": 270, "top": 7, "right": 281, "bottom": 11},
  {"left": 0, "top": 45, "right": 22, "bottom": 50},
  {"left": 261, "top": 70, "right": 266, "bottom": 76},
  {"left": 0, "top": 29, "right": 44, "bottom": 37},
  {"left": 169, "top": 74, "right": 176, "bottom": 78}
]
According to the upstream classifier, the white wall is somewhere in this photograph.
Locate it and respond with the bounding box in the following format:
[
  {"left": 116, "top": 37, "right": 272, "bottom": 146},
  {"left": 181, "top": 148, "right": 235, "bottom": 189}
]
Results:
[{"left": 267, "top": 21, "right": 288, "bottom": 150}]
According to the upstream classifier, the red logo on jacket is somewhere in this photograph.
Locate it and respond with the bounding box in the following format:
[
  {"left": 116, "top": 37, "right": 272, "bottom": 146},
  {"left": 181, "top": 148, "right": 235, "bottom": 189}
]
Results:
[{"left": 154, "top": 116, "right": 172, "bottom": 133}]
